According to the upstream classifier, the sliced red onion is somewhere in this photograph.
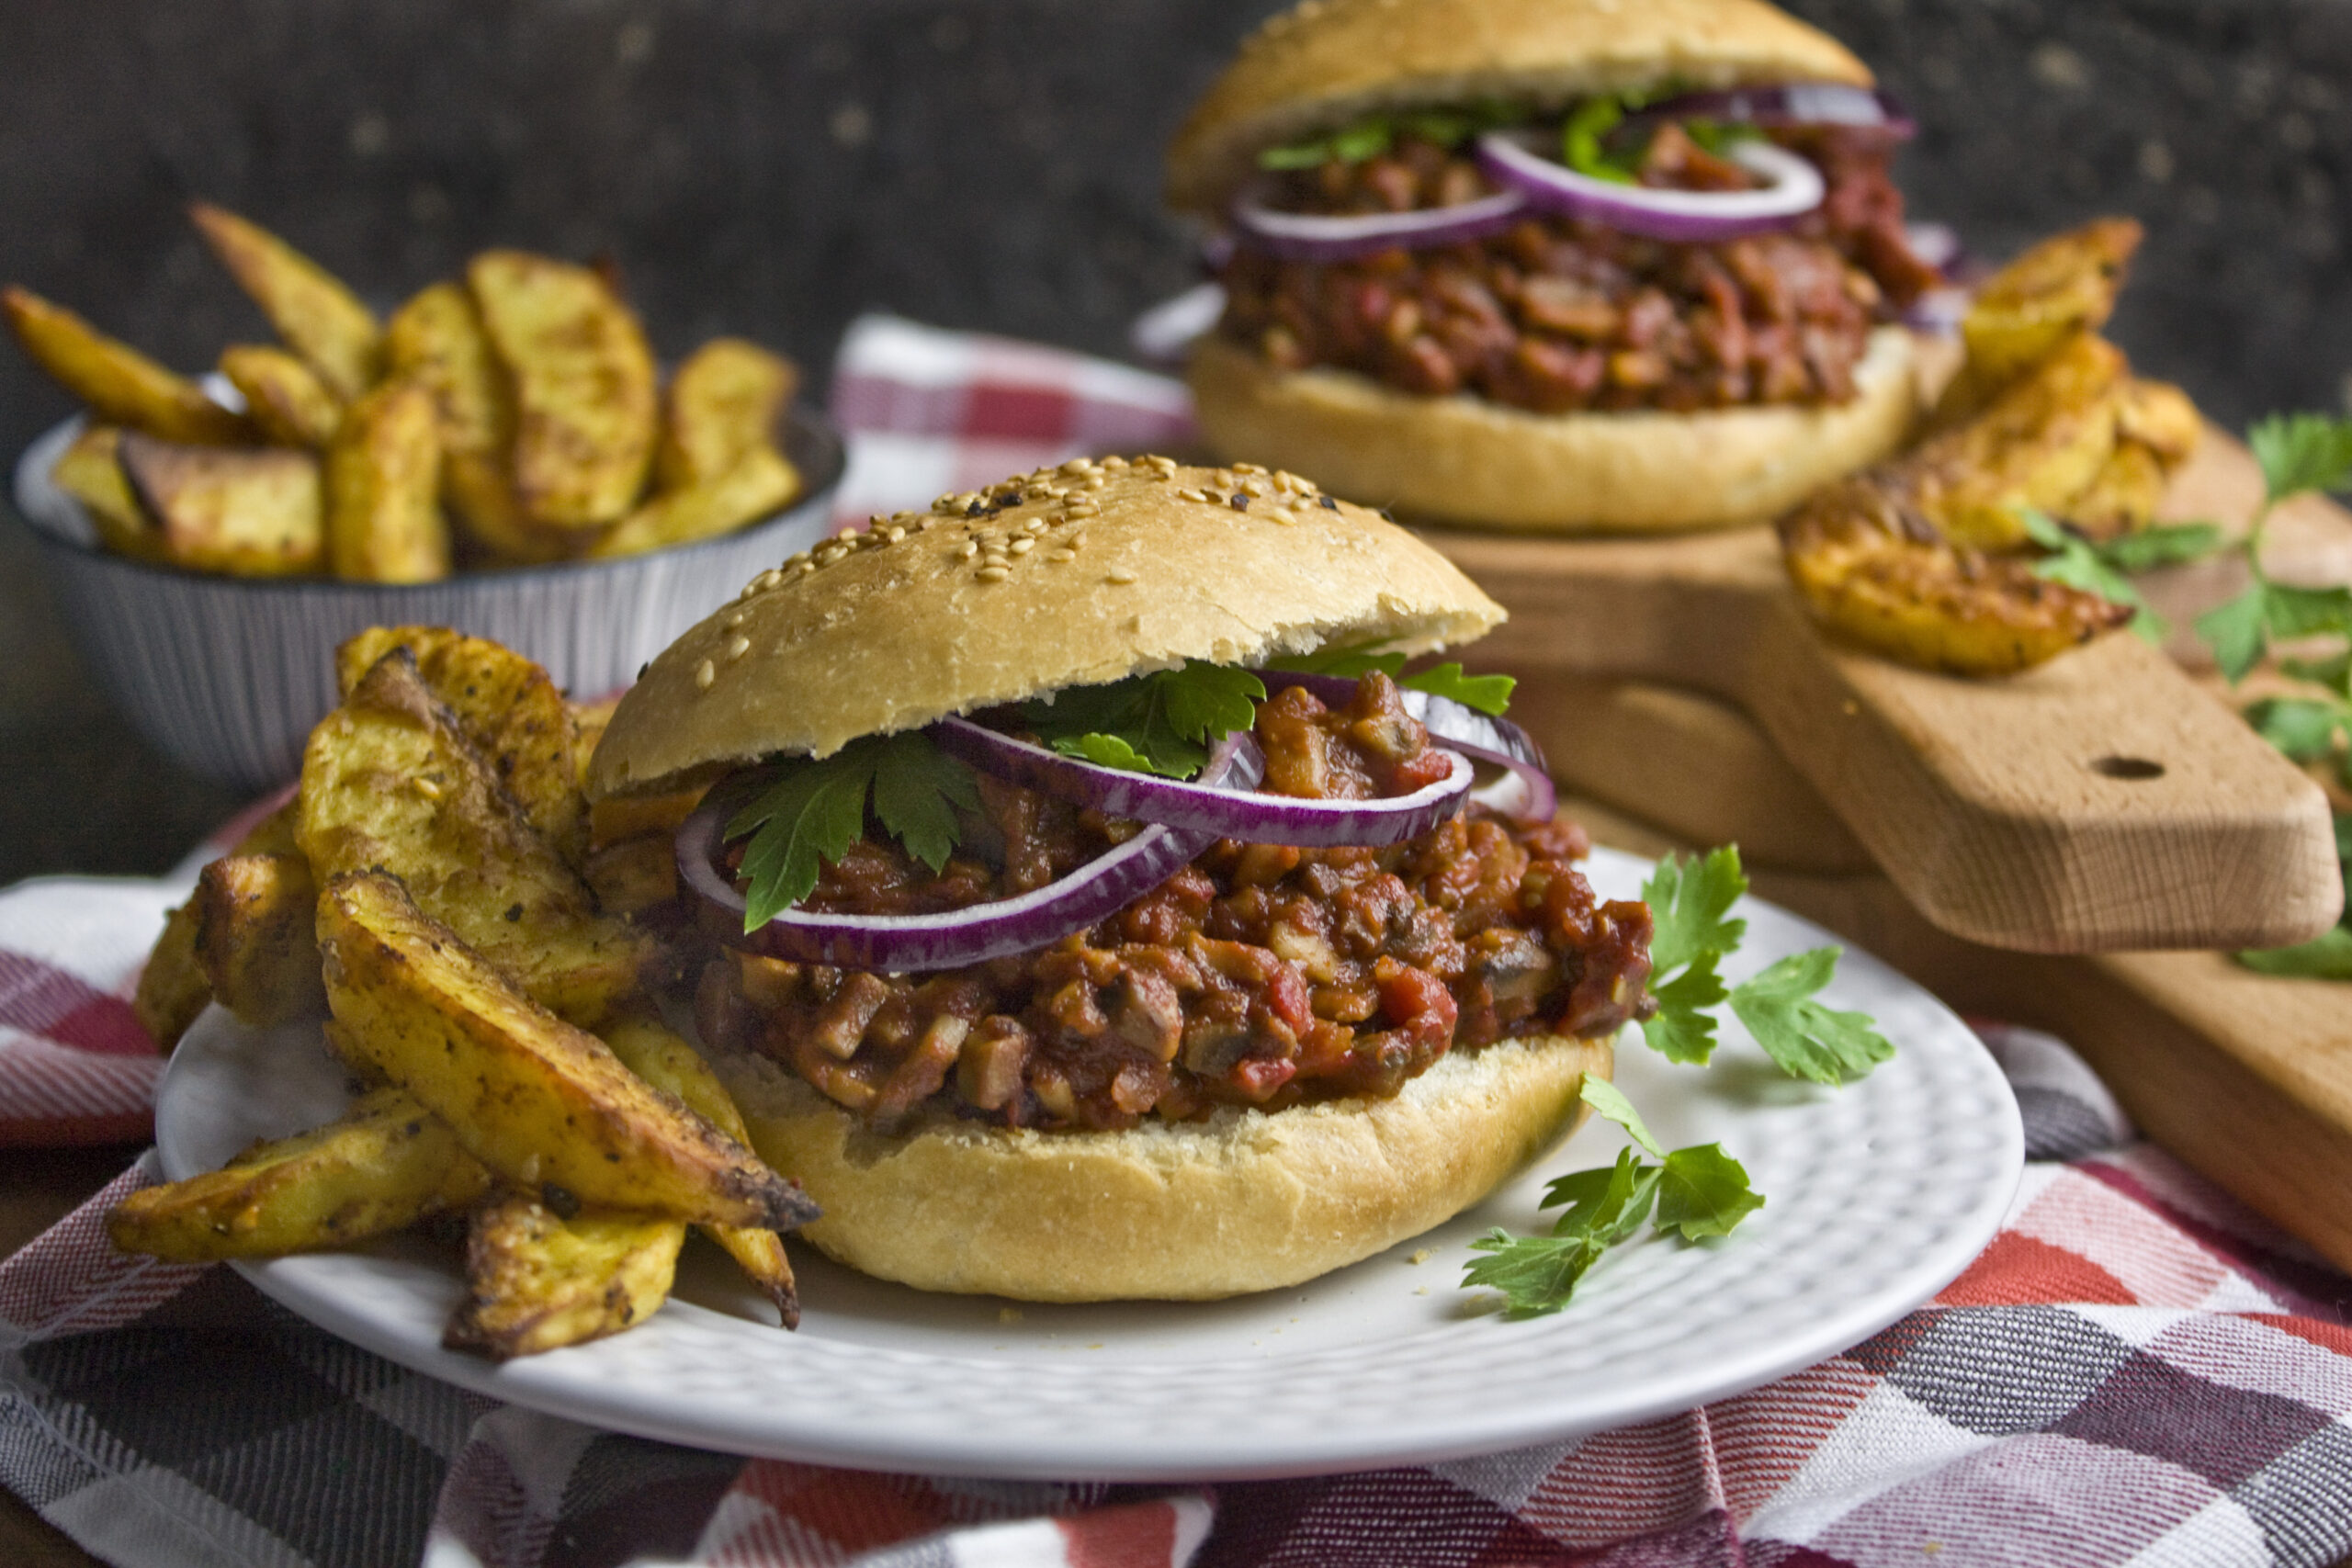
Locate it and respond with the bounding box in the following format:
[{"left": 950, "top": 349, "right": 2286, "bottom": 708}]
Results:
[
  {"left": 1228, "top": 176, "right": 1528, "bottom": 263},
  {"left": 934, "top": 717, "right": 1476, "bottom": 847},
  {"left": 1476, "top": 131, "right": 1824, "bottom": 243},
  {"left": 1257, "top": 671, "right": 1556, "bottom": 822},
  {"left": 1630, "top": 85, "right": 1917, "bottom": 139}
]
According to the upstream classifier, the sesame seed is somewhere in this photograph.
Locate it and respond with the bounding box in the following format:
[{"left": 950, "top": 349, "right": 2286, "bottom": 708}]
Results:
[
  {"left": 695, "top": 660, "right": 716, "bottom": 690},
  {"left": 1082, "top": 474, "right": 1107, "bottom": 491},
  {"left": 757, "top": 569, "right": 785, "bottom": 589},
  {"left": 1009, "top": 536, "right": 1036, "bottom": 555},
  {"left": 883, "top": 525, "right": 907, "bottom": 543},
  {"left": 934, "top": 494, "right": 960, "bottom": 512},
  {"left": 1102, "top": 455, "right": 1129, "bottom": 469},
  {"left": 1046, "top": 548, "right": 1077, "bottom": 562},
  {"left": 413, "top": 777, "right": 442, "bottom": 801},
  {"left": 1058, "top": 458, "right": 1093, "bottom": 476},
  {"left": 1241, "top": 478, "right": 1270, "bottom": 498},
  {"left": 1106, "top": 567, "right": 1138, "bottom": 584},
  {"left": 1235, "top": 462, "right": 1269, "bottom": 476},
  {"left": 891, "top": 511, "right": 918, "bottom": 525},
  {"left": 1230, "top": 494, "right": 1250, "bottom": 511},
  {"left": 1320, "top": 495, "right": 1340, "bottom": 510},
  {"left": 784, "top": 552, "right": 810, "bottom": 569},
  {"left": 793, "top": 559, "right": 816, "bottom": 577},
  {"left": 727, "top": 635, "right": 752, "bottom": 660},
  {"left": 956, "top": 541, "right": 979, "bottom": 559},
  {"left": 976, "top": 565, "right": 1011, "bottom": 582},
  {"left": 722, "top": 610, "right": 745, "bottom": 629}
]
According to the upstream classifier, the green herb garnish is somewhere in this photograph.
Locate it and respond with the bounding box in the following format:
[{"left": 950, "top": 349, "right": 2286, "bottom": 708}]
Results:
[
  {"left": 1562, "top": 97, "right": 1637, "bottom": 184},
  {"left": 726, "top": 731, "right": 980, "bottom": 930},
  {"left": 2021, "top": 511, "right": 2228, "bottom": 643},
  {"left": 1022, "top": 662, "right": 1265, "bottom": 780},
  {"left": 1463, "top": 1077, "right": 1763, "bottom": 1316},
  {"left": 1269, "top": 640, "right": 1515, "bottom": 716},
  {"left": 1256, "top": 101, "right": 1526, "bottom": 171}
]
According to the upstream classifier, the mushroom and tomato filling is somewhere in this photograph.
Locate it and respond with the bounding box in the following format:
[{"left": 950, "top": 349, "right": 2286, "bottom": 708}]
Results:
[
  {"left": 693, "top": 673, "right": 1654, "bottom": 1132},
  {"left": 1218, "top": 125, "right": 1937, "bottom": 415}
]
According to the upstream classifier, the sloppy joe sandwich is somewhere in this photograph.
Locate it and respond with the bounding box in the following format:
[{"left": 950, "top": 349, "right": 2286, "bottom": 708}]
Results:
[
  {"left": 1170, "top": 0, "right": 1942, "bottom": 532},
  {"left": 588, "top": 457, "right": 1655, "bottom": 1300}
]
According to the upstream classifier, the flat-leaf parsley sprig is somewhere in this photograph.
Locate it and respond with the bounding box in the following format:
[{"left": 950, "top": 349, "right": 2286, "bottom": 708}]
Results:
[
  {"left": 1464, "top": 1077, "right": 1765, "bottom": 1317},
  {"left": 727, "top": 731, "right": 979, "bottom": 930}
]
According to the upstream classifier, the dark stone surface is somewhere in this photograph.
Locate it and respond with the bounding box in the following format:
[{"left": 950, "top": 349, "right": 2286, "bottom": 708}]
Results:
[{"left": 1, "top": 0, "right": 2346, "bottom": 882}]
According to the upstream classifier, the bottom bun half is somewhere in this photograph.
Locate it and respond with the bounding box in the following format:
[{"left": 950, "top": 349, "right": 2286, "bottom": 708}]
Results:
[
  {"left": 1188, "top": 325, "right": 1919, "bottom": 534},
  {"left": 715, "top": 1032, "right": 1613, "bottom": 1302}
]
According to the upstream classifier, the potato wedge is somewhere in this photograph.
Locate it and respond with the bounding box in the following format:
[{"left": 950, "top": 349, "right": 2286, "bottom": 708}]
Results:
[
  {"left": 4, "top": 287, "right": 254, "bottom": 445},
  {"left": 334, "top": 627, "right": 588, "bottom": 867},
  {"left": 133, "top": 898, "right": 211, "bottom": 1054},
  {"left": 445, "top": 1192, "right": 684, "bottom": 1359},
  {"left": 599, "top": 1013, "right": 798, "bottom": 1326},
  {"left": 315, "top": 870, "right": 817, "bottom": 1230},
  {"left": 1780, "top": 474, "right": 2133, "bottom": 676},
  {"left": 586, "top": 446, "right": 799, "bottom": 559},
  {"left": 51, "top": 425, "right": 165, "bottom": 562},
  {"left": 582, "top": 837, "right": 677, "bottom": 917},
  {"left": 300, "top": 649, "right": 647, "bottom": 1021},
  {"left": 325, "top": 381, "right": 450, "bottom": 582},
  {"left": 570, "top": 695, "right": 621, "bottom": 787},
  {"left": 107, "top": 1086, "right": 490, "bottom": 1261},
  {"left": 1934, "top": 218, "right": 2141, "bottom": 424},
  {"left": 1902, "top": 333, "right": 2132, "bottom": 553},
  {"left": 195, "top": 852, "right": 324, "bottom": 1026},
  {"left": 118, "top": 432, "right": 323, "bottom": 577},
  {"left": 467, "top": 250, "right": 656, "bottom": 530},
  {"left": 188, "top": 202, "right": 381, "bottom": 399},
  {"left": 220, "top": 344, "right": 342, "bottom": 448},
  {"left": 655, "top": 337, "right": 798, "bottom": 491}
]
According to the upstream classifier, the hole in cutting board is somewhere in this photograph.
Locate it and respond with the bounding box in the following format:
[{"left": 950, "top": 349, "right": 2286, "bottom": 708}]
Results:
[{"left": 2089, "top": 755, "right": 2165, "bottom": 781}]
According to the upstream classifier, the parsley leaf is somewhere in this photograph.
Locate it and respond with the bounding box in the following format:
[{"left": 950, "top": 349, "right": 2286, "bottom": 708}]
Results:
[
  {"left": 2022, "top": 509, "right": 2165, "bottom": 642},
  {"left": 2245, "top": 696, "right": 2352, "bottom": 765},
  {"left": 1269, "top": 642, "right": 1516, "bottom": 715},
  {"left": 1727, "top": 948, "right": 1895, "bottom": 1086},
  {"left": 1577, "top": 1077, "right": 1664, "bottom": 1157},
  {"left": 1562, "top": 97, "right": 1636, "bottom": 184},
  {"left": 1642, "top": 845, "right": 1747, "bottom": 976},
  {"left": 2098, "top": 521, "right": 2228, "bottom": 574},
  {"left": 2264, "top": 581, "right": 2352, "bottom": 642},
  {"left": 1462, "top": 1224, "right": 1612, "bottom": 1316},
  {"left": 2250, "top": 412, "right": 2352, "bottom": 505},
  {"left": 1023, "top": 662, "right": 1266, "bottom": 779},
  {"left": 2198, "top": 590, "right": 2273, "bottom": 684},
  {"left": 726, "top": 732, "right": 978, "bottom": 931},
  {"left": 1655, "top": 1145, "right": 1766, "bottom": 1240},
  {"left": 1641, "top": 954, "right": 1727, "bottom": 1065},
  {"left": 2238, "top": 925, "right": 2352, "bottom": 980}
]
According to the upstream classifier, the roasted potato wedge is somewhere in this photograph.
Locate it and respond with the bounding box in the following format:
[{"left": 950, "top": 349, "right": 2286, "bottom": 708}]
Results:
[
  {"left": 600, "top": 1012, "right": 798, "bottom": 1326},
  {"left": 118, "top": 432, "right": 323, "bottom": 577},
  {"left": 1903, "top": 333, "right": 2132, "bottom": 552},
  {"left": 588, "top": 446, "right": 799, "bottom": 560},
  {"left": 220, "top": 344, "right": 343, "bottom": 448},
  {"left": 133, "top": 898, "right": 211, "bottom": 1055},
  {"left": 106, "top": 1086, "right": 490, "bottom": 1261},
  {"left": 1781, "top": 475, "right": 2133, "bottom": 676},
  {"left": 188, "top": 202, "right": 381, "bottom": 399},
  {"left": 325, "top": 381, "right": 450, "bottom": 583},
  {"left": 51, "top": 425, "right": 164, "bottom": 561},
  {"left": 467, "top": 250, "right": 656, "bottom": 530},
  {"left": 334, "top": 627, "right": 587, "bottom": 867},
  {"left": 655, "top": 337, "right": 798, "bottom": 491},
  {"left": 195, "top": 852, "right": 324, "bottom": 1026},
  {"left": 445, "top": 1192, "right": 684, "bottom": 1359},
  {"left": 583, "top": 837, "right": 677, "bottom": 917},
  {"left": 383, "top": 282, "right": 574, "bottom": 566},
  {"left": 1935, "top": 218, "right": 2142, "bottom": 423},
  {"left": 315, "top": 870, "right": 816, "bottom": 1230},
  {"left": 4, "top": 287, "right": 254, "bottom": 446},
  {"left": 299, "top": 649, "right": 646, "bottom": 1021}
]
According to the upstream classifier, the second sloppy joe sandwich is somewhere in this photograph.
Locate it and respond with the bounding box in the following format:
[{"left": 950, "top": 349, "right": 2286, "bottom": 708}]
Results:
[{"left": 589, "top": 457, "right": 1657, "bottom": 1301}]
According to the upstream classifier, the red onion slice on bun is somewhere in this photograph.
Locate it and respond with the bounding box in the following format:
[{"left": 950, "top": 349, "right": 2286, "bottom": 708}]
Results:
[
  {"left": 1476, "top": 131, "right": 1825, "bottom": 243},
  {"left": 1228, "top": 180, "right": 1529, "bottom": 263},
  {"left": 1630, "top": 85, "right": 1917, "bottom": 139}
]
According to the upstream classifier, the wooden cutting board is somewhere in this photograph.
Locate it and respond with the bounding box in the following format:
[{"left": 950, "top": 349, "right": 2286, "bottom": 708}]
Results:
[
  {"left": 1426, "top": 424, "right": 2345, "bottom": 954},
  {"left": 1535, "top": 693, "right": 2352, "bottom": 1278}
]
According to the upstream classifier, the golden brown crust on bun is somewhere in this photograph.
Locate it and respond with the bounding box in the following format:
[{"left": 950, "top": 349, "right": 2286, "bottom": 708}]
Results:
[
  {"left": 586, "top": 457, "right": 1504, "bottom": 797},
  {"left": 714, "top": 1032, "right": 1611, "bottom": 1301},
  {"left": 1168, "top": 0, "right": 1873, "bottom": 211},
  {"left": 1187, "top": 326, "right": 1920, "bottom": 533}
]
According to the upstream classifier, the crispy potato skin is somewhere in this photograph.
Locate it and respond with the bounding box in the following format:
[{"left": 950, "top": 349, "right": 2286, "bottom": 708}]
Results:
[
  {"left": 51, "top": 425, "right": 164, "bottom": 562},
  {"left": 587, "top": 446, "right": 799, "bottom": 559},
  {"left": 467, "top": 250, "right": 657, "bottom": 530},
  {"left": 133, "top": 899, "right": 211, "bottom": 1055},
  {"left": 445, "top": 1193, "right": 684, "bottom": 1359},
  {"left": 195, "top": 852, "right": 324, "bottom": 1026},
  {"left": 300, "top": 650, "right": 646, "bottom": 1022},
  {"left": 5, "top": 287, "right": 254, "bottom": 446},
  {"left": 599, "top": 1013, "right": 798, "bottom": 1326},
  {"left": 187, "top": 202, "right": 381, "bottom": 399},
  {"left": 1935, "top": 217, "right": 2141, "bottom": 425},
  {"left": 655, "top": 338, "right": 798, "bottom": 491},
  {"left": 315, "top": 870, "right": 815, "bottom": 1230},
  {"left": 1905, "top": 334, "right": 2132, "bottom": 552},
  {"left": 326, "top": 382, "right": 451, "bottom": 583},
  {"left": 220, "top": 344, "right": 343, "bottom": 449},
  {"left": 334, "top": 627, "right": 588, "bottom": 867},
  {"left": 107, "top": 1086, "right": 490, "bottom": 1262},
  {"left": 118, "top": 433, "right": 324, "bottom": 577}
]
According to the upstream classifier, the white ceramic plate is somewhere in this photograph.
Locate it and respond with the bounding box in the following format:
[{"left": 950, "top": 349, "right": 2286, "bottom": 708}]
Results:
[{"left": 155, "top": 848, "right": 2022, "bottom": 1482}]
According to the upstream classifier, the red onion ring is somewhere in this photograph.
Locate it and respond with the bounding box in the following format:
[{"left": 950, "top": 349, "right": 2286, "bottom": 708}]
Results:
[
  {"left": 1630, "top": 85, "right": 1917, "bottom": 139},
  {"left": 934, "top": 717, "right": 1476, "bottom": 846},
  {"left": 1256, "top": 671, "right": 1556, "bottom": 822},
  {"left": 1475, "top": 130, "right": 1824, "bottom": 243},
  {"left": 1228, "top": 177, "right": 1528, "bottom": 263}
]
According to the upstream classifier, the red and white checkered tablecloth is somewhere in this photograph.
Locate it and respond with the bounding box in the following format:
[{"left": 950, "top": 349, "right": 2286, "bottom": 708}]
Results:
[{"left": 1, "top": 316, "right": 2348, "bottom": 1568}]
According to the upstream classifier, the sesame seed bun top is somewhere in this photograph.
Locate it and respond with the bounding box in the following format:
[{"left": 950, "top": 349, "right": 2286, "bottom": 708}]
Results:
[
  {"left": 1165, "top": 0, "right": 1873, "bottom": 213},
  {"left": 584, "top": 456, "right": 1506, "bottom": 798}
]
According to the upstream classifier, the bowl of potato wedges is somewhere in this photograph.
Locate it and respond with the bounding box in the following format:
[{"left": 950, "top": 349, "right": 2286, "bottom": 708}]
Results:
[{"left": 6, "top": 203, "right": 844, "bottom": 793}]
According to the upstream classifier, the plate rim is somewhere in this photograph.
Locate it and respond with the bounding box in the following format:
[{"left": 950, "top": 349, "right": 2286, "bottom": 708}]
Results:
[{"left": 157, "top": 846, "right": 2025, "bottom": 1481}]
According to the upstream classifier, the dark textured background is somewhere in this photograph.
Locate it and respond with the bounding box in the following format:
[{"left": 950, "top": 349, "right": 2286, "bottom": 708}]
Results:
[{"left": 3, "top": 0, "right": 2347, "bottom": 883}]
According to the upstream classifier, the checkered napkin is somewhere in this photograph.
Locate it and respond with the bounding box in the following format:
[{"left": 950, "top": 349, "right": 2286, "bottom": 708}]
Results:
[{"left": 3, "top": 316, "right": 2352, "bottom": 1567}]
